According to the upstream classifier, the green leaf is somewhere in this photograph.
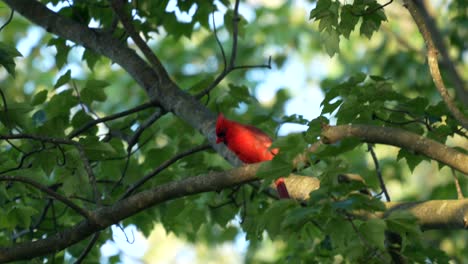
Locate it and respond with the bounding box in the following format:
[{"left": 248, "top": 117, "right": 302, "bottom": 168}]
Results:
[
  {"left": 45, "top": 89, "right": 78, "bottom": 120},
  {"left": 271, "top": 133, "right": 307, "bottom": 158},
  {"left": 339, "top": 5, "right": 360, "bottom": 38},
  {"left": 317, "top": 138, "right": 361, "bottom": 157},
  {"left": 224, "top": 10, "right": 247, "bottom": 38},
  {"left": 359, "top": 219, "right": 386, "bottom": 250},
  {"left": 81, "top": 79, "right": 109, "bottom": 103},
  {"left": 54, "top": 70, "right": 72, "bottom": 89},
  {"left": 386, "top": 211, "right": 421, "bottom": 236},
  {"left": 321, "top": 98, "right": 342, "bottom": 114},
  {"left": 193, "top": 2, "right": 214, "bottom": 29},
  {"left": 228, "top": 83, "right": 251, "bottom": 101},
  {"left": 326, "top": 218, "right": 353, "bottom": 250},
  {"left": 332, "top": 193, "right": 385, "bottom": 211},
  {"left": 0, "top": 42, "right": 22, "bottom": 77},
  {"left": 309, "top": 0, "right": 332, "bottom": 20},
  {"left": 261, "top": 200, "right": 296, "bottom": 239},
  {"left": 58, "top": 166, "right": 89, "bottom": 197},
  {"left": 397, "top": 148, "right": 425, "bottom": 173},
  {"left": 256, "top": 159, "right": 292, "bottom": 182},
  {"left": 32, "top": 90, "right": 48, "bottom": 106},
  {"left": 163, "top": 12, "right": 194, "bottom": 39},
  {"left": 80, "top": 137, "right": 116, "bottom": 160},
  {"left": 71, "top": 110, "right": 97, "bottom": 135},
  {"left": 282, "top": 206, "right": 321, "bottom": 231},
  {"left": 0, "top": 102, "right": 34, "bottom": 129},
  {"left": 281, "top": 114, "right": 309, "bottom": 125},
  {"left": 9, "top": 205, "right": 39, "bottom": 228},
  {"left": 321, "top": 30, "right": 340, "bottom": 57},
  {"left": 82, "top": 49, "right": 100, "bottom": 70},
  {"left": 305, "top": 116, "right": 329, "bottom": 143},
  {"left": 188, "top": 76, "right": 215, "bottom": 94},
  {"left": 48, "top": 37, "right": 70, "bottom": 69}
]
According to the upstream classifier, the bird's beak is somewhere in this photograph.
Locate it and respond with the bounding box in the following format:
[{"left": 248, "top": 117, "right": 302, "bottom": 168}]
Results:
[{"left": 216, "top": 137, "right": 222, "bottom": 144}]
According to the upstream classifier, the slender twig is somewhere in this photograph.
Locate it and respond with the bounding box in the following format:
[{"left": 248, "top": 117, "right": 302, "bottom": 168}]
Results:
[
  {"left": 0, "top": 133, "right": 101, "bottom": 205},
  {"left": 0, "top": 133, "right": 76, "bottom": 145},
  {"left": 5, "top": 139, "right": 24, "bottom": 153},
  {"left": 68, "top": 101, "right": 158, "bottom": 138},
  {"left": 229, "top": 0, "right": 241, "bottom": 68},
  {"left": 0, "top": 88, "right": 8, "bottom": 112},
  {"left": 115, "top": 223, "right": 135, "bottom": 243},
  {"left": 212, "top": 7, "right": 227, "bottom": 70},
  {"left": 12, "top": 199, "right": 53, "bottom": 241},
  {"left": 195, "top": 1, "right": 271, "bottom": 100},
  {"left": 74, "top": 232, "right": 100, "bottom": 264},
  {"left": 110, "top": 0, "right": 169, "bottom": 82},
  {"left": 126, "top": 108, "right": 165, "bottom": 151},
  {"left": 403, "top": 0, "right": 468, "bottom": 129},
  {"left": 451, "top": 168, "right": 464, "bottom": 200},
  {"left": 351, "top": 0, "right": 393, "bottom": 16},
  {"left": 72, "top": 80, "right": 100, "bottom": 120},
  {"left": 0, "top": 8, "right": 14, "bottom": 32},
  {"left": 342, "top": 211, "right": 386, "bottom": 262},
  {"left": 76, "top": 144, "right": 100, "bottom": 206},
  {"left": 55, "top": 143, "right": 66, "bottom": 166},
  {"left": 0, "top": 175, "right": 91, "bottom": 219},
  {"left": 367, "top": 144, "right": 390, "bottom": 202},
  {"left": 373, "top": 112, "right": 430, "bottom": 130},
  {"left": 121, "top": 144, "right": 212, "bottom": 199},
  {"left": 232, "top": 60, "right": 272, "bottom": 71},
  {"left": 112, "top": 109, "right": 166, "bottom": 190},
  {"left": 0, "top": 144, "right": 45, "bottom": 175}
]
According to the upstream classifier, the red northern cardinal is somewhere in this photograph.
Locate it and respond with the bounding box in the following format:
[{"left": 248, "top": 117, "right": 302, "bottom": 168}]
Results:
[{"left": 215, "top": 114, "right": 290, "bottom": 199}]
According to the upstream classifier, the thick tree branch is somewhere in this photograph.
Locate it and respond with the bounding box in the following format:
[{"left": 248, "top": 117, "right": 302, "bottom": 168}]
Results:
[
  {"left": 403, "top": 0, "right": 468, "bottom": 128},
  {"left": 406, "top": 0, "right": 468, "bottom": 106},
  {"left": 321, "top": 124, "right": 468, "bottom": 174},
  {"left": 383, "top": 200, "right": 468, "bottom": 230},
  {"left": 109, "top": 0, "right": 168, "bottom": 80},
  {"left": 0, "top": 163, "right": 466, "bottom": 262},
  {"left": 2, "top": 0, "right": 242, "bottom": 165}
]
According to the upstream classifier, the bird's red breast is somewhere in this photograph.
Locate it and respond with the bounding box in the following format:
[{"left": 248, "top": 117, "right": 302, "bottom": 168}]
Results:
[
  {"left": 216, "top": 114, "right": 289, "bottom": 199},
  {"left": 216, "top": 114, "right": 278, "bottom": 163}
]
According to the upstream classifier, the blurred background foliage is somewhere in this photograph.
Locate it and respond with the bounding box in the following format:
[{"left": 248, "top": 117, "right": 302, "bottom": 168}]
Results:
[{"left": 0, "top": 0, "right": 466, "bottom": 263}]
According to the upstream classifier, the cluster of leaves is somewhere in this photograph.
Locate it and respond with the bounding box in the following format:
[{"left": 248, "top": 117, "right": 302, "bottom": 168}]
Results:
[
  {"left": 310, "top": 0, "right": 387, "bottom": 56},
  {"left": 241, "top": 170, "right": 450, "bottom": 263},
  {"left": 318, "top": 69, "right": 461, "bottom": 172}
]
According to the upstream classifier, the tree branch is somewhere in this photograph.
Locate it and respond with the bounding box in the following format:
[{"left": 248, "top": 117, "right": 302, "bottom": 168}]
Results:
[
  {"left": 382, "top": 200, "right": 468, "bottom": 230},
  {"left": 121, "top": 144, "right": 212, "bottom": 199},
  {"left": 0, "top": 163, "right": 466, "bottom": 262},
  {"left": 195, "top": 0, "right": 271, "bottom": 99},
  {"left": 403, "top": 0, "right": 468, "bottom": 128},
  {"left": 321, "top": 124, "right": 468, "bottom": 174},
  {"left": 0, "top": 175, "right": 91, "bottom": 219},
  {"left": 409, "top": 0, "right": 467, "bottom": 106},
  {"left": 68, "top": 101, "right": 158, "bottom": 139},
  {"left": 2, "top": 0, "right": 242, "bottom": 167},
  {"left": 109, "top": 0, "right": 169, "bottom": 81}
]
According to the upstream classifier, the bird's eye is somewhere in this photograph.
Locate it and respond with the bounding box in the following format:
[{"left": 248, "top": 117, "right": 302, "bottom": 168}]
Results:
[{"left": 217, "top": 131, "right": 226, "bottom": 138}]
